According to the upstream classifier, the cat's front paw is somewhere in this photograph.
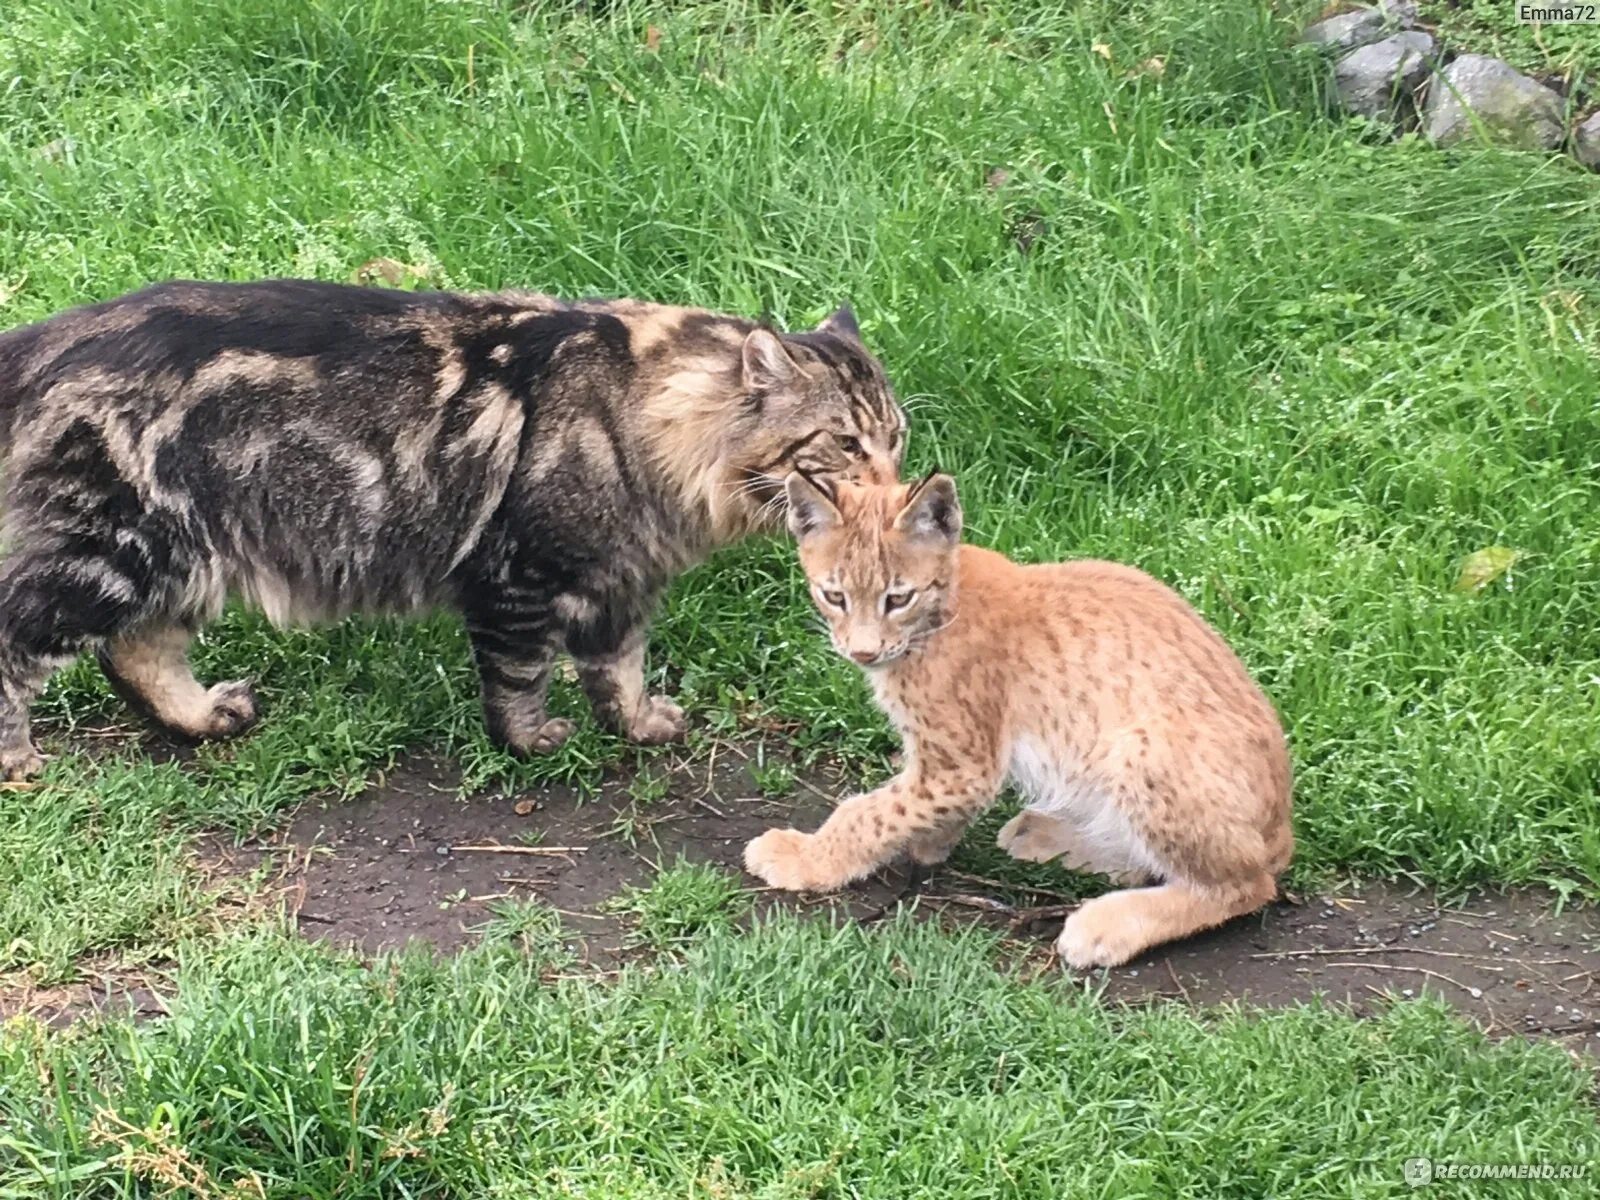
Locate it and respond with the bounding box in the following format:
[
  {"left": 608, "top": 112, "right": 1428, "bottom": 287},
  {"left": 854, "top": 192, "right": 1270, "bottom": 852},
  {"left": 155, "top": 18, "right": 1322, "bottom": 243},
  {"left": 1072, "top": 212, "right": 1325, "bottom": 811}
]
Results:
[
  {"left": 744, "top": 828, "right": 823, "bottom": 892},
  {"left": 626, "top": 695, "right": 687, "bottom": 745},
  {"left": 201, "top": 680, "right": 260, "bottom": 740},
  {"left": 1, "top": 745, "right": 47, "bottom": 783}
]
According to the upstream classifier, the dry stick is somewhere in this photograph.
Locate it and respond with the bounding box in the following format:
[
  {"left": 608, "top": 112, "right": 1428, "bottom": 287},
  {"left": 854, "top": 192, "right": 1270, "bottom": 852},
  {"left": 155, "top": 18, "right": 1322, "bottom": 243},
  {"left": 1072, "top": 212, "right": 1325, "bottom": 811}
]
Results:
[
  {"left": 927, "top": 893, "right": 1016, "bottom": 916},
  {"left": 1009, "top": 903, "right": 1078, "bottom": 928},
  {"left": 1536, "top": 1019, "right": 1600, "bottom": 1037},
  {"left": 691, "top": 743, "right": 727, "bottom": 819},
  {"left": 1251, "top": 945, "right": 1477, "bottom": 960},
  {"left": 1165, "top": 958, "right": 1193, "bottom": 1005},
  {"left": 1321, "top": 960, "right": 1483, "bottom": 998},
  {"left": 945, "top": 869, "right": 1080, "bottom": 904},
  {"left": 452, "top": 844, "right": 588, "bottom": 855}
]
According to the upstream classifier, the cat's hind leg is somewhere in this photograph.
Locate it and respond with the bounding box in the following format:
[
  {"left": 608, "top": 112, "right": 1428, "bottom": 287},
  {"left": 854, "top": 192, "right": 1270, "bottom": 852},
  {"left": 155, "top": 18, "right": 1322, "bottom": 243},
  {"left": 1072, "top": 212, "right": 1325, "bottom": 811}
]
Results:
[
  {"left": 570, "top": 621, "right": 686, "bottom": 746},
  {"left": 466, "top": 597, "right": 575, "bottom": 756},
  {"left": 0, "top": 546, "right": 166, "bottom": 780},
  {"left": 1054, "top": 873, "right": 1277, "bottom": 969},
  {"left": 98, "top": 623, "right": 258, "bottom": 742}
]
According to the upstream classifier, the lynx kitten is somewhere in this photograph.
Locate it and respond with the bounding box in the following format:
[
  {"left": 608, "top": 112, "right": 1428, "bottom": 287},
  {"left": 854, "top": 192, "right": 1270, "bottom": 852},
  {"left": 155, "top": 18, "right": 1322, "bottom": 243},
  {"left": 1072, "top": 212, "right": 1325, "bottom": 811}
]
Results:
[{"left": 744, "top": 473, "right": 1293, "bottom": 968}]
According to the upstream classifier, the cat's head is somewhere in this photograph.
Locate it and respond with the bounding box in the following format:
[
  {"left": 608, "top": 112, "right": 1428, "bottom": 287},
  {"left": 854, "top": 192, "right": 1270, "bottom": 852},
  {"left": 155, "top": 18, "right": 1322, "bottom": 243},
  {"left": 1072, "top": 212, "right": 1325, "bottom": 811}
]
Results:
[
  {"left": 785, "top": 471, "right": 962, "bottom": 669},
  {"left": 732, "top": 306, "right": 904, "bottom": 505}
]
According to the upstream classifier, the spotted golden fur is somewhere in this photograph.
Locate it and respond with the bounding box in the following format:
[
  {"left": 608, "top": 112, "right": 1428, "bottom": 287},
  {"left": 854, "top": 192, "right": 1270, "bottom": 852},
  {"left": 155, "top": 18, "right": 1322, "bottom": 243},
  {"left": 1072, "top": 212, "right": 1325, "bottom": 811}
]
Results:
[{"left": 745, "top": 473, "right": 1293, "bottom": 968}]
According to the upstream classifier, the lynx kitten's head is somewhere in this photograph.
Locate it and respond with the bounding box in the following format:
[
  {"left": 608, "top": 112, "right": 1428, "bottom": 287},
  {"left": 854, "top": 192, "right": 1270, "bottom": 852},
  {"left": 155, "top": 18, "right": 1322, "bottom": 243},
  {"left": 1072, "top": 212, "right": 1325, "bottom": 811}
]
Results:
[{"left": 785, "top": 472, "right": 962, "bottom": 668}]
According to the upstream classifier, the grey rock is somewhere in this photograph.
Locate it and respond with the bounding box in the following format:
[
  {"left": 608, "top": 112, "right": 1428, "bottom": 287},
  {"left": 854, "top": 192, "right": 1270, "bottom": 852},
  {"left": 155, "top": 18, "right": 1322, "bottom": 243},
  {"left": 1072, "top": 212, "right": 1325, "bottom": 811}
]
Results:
[
  {"left": 1575, "top": 110, "right": 1600, "bottom": 170},
  {"left": 1334, "top": 32, "right": 1435, "bottom": 119},
  {"left": 1303, "top": 3, "right": 1414, "bottom": 52},
  {"left": 1422, "top": 54, "right": 1565, "bottom": 150}
]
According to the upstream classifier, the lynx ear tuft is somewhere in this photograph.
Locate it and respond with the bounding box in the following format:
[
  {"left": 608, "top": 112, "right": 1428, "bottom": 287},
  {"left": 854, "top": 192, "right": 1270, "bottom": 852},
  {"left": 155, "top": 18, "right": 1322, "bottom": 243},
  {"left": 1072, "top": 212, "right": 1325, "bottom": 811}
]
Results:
[
  {"left": 893, "top": 473, "right": 961, "bottom": 544},
  {"left": 785, "top": 472, "right": 841, "bottom": 540}
]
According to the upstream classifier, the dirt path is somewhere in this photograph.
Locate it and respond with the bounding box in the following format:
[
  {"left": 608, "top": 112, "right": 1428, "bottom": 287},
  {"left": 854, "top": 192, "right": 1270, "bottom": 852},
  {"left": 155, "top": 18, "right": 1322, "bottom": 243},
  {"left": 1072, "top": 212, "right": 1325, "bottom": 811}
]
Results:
[
  {"left": 198, "top": 750, "right": 1597, "bottom": 1051},
  {"left": 12, "top": 748, "right": 1598, "bottom": 1049}
]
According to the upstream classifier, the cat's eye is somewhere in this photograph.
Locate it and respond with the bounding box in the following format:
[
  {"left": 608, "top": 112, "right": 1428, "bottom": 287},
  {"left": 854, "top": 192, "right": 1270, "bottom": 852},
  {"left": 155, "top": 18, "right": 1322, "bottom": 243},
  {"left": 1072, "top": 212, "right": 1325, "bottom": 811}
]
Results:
[
  {"left": 838, "top": 435, "right": 863, "bottom": 457},
  {"left": 819, "top": 589, "right": 848, "bottom": 610},
  {"left": 883, "top": 589, "right": 916, "bottom": 613}
]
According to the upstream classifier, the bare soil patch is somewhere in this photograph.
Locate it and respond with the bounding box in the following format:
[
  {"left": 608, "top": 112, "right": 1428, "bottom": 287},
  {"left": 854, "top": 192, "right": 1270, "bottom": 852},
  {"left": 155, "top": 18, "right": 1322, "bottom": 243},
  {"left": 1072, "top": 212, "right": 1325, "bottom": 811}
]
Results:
[
  {"left": 11, "top": 748, "right": 1597, "bottom": 1050},
  {"left": 209, "top": 750, "right": 1600, "bottom": 1050}
]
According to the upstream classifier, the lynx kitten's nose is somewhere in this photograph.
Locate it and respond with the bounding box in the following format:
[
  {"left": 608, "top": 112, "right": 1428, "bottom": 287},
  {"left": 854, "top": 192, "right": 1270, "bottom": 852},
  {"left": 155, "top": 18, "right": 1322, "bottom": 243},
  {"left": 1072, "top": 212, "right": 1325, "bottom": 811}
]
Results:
[{"left": 849, "top": 649, "right": 879, "bottom": 664}]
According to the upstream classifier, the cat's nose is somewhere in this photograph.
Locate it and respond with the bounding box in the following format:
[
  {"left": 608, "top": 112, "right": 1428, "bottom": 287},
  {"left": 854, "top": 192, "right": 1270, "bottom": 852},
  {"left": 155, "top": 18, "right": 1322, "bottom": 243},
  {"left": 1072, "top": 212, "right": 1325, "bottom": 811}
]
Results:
[
  {"left": 849, "top": 648, "right": 879, "bottom": 664},
  {"left": 861, "top": 455, "right": 898, "bottom": 485}
]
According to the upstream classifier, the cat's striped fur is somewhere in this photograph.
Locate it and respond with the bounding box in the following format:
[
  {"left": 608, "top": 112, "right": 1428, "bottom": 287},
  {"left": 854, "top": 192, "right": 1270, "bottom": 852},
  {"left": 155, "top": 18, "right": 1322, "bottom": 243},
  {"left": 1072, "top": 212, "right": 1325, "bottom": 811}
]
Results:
[{"left": 0, "top": 280, "right": 904, "bottom": 779}]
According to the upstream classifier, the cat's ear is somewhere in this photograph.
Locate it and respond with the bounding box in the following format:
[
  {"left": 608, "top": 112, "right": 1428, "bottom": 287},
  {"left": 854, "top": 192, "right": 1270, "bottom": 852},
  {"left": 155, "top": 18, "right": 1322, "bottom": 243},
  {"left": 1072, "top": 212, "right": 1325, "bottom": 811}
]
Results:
[
  {"left": 816, "top": 304, "right": 861, "bottom": 342},
  {"left": 785, "top": 472, "right": 841, "bottom": 540},
  {"left": 742, "top": 327, "right": 800, "bottom": 392},
  {"left": 893, "top": 471, "right": 962, "bottom": 544}
]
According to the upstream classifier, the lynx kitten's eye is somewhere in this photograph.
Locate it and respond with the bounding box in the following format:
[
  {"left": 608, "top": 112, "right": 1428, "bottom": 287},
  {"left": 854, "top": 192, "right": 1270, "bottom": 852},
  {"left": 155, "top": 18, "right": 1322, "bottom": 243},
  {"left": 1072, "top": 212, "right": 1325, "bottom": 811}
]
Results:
[
  {"left": 838, "top": 435, "right": 862, "bottom": 456},
  {"left": 883, "top": 589, "right": 916, "bottom": 613},
  {"left": 819, "top": 589, "right": 848, "bottom": 610}
]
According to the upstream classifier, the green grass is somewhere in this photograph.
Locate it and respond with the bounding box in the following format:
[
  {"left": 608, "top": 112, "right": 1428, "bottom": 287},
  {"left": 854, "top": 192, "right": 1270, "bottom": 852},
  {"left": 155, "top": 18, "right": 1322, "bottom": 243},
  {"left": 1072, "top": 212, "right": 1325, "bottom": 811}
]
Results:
[
  {"left": 1423, "top": 0, "right": 1597, "bottom": 84},
  {"left": 1, "top": 0, "right": 1598, "bottom": 976},
  {"left": 2, "top": 912, "right": 1596, "bottom": 1198},
  {"left": 0, "top": 7, "right": 1598, "bottom": 1171}
]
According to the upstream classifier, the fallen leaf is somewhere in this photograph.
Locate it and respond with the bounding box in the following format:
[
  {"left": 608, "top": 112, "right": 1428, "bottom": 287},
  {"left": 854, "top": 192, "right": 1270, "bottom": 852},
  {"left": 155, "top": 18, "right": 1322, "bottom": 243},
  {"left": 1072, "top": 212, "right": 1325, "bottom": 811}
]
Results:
[
  {"left": 513, "top": 799, "right": 536, "bottom": 817},
  {"left": 644, "top": 24, "right": 662, "bottom": 53},
  {"left": 1454, "top": 546, "right": 1520, "bottom": 594},
  {"left": 352, "top": 257, "right": 428, "bottom": 287},
  {"left": 34, "top": 137, "right": 76, "bottom": 164},
  {"left": 1129, "top": 55, "right": 1166, "bottom": 79},
  {"left": 1092, "top": 42, "right": 1112, "bottom": 61}
]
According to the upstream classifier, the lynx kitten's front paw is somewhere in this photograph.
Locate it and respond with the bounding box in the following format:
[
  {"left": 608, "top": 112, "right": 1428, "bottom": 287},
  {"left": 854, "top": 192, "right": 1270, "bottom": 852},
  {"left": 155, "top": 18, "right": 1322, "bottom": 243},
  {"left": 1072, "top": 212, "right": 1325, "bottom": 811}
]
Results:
[
  {"left": 744, "top": 828, "right": 823, "bottom": 892},
  {"left": 1055, "top": 902, "right": 1145, "bottom": 970}
]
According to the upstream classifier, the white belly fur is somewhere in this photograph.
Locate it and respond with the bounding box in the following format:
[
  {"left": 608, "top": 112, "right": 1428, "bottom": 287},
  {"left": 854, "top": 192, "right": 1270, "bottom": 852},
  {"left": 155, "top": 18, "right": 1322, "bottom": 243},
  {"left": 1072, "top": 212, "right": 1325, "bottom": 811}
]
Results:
[{"left": 1006, "top": 735, "right": 1167, "bottom": 880}]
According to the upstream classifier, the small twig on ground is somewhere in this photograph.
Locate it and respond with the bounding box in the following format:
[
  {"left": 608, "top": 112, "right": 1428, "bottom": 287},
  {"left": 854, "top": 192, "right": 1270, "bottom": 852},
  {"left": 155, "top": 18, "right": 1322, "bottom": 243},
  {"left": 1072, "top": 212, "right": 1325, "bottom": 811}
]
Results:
[
  {"left": 1165, "top": 958, "right": 1192, "bottom": 1004},
  {"left": 452, "top": 844, "right": 588, "bottom": 855},
  {"left": 1321, "top": 961, "right": 1483, "bottom": 999},
  {"left": 690, "top": 794, "right": 727, "bottom": 818},
  {"left": 1532, "top": 1019, "right": 1600, "bottom": 1037},
  {"left": 1008, "top": 903, "right": 1077, "bottom": 929},
  {"left": 1251, "top": 945, "right": 1474, "bottom": 961},
  {"left": 944, "top": 869, "right": 1079, "bottom": 903}
]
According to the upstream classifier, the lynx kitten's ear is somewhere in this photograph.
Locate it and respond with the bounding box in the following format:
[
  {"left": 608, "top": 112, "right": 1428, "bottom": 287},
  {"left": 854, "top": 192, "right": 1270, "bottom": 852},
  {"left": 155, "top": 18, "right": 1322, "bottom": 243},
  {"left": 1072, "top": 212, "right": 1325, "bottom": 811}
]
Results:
[
  {"left": 742, "top": 327, "right": 800, "bottom": 392},
  {"left": 785, "top": 472, "right": 841, "bottom": 540},
  {"left": 893, "top": 472, "right": 962, "bottom": 544},
  {"left": 816, "top": 304, "right": 862, "bottom": 342}
]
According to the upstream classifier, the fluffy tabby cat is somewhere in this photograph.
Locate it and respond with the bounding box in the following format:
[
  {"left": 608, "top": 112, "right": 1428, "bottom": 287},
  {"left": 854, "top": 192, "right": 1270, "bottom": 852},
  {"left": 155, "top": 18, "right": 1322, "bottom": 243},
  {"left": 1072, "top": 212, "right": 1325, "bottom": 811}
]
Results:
[
  {"left": 745, "top": 473, "right": 1293, "bottom": 968},
  {"left": 0, "top": 280, "right": 904, "bottom": 780}
]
